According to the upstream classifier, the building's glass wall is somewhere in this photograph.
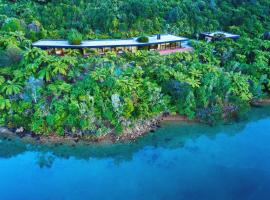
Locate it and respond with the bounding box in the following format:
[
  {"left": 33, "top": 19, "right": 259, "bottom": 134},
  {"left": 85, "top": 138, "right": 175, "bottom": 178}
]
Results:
[{"left": 45, "top": 42, "right": 183, "bottom": 56}]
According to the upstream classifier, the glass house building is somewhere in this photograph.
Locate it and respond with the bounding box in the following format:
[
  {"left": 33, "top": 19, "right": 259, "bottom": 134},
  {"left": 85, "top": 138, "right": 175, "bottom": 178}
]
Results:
[
  {"left": 200, "top": 31, "right": 240, "bottom": 42},
  {"left": 32, "top": 34, "right": 190, "bottom": 56}
]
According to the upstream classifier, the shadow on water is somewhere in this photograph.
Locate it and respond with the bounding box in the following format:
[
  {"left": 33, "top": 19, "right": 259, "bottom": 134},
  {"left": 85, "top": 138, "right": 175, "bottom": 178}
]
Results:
[{"left": 0, "top": 106, "right": 270, "bottom": 168}]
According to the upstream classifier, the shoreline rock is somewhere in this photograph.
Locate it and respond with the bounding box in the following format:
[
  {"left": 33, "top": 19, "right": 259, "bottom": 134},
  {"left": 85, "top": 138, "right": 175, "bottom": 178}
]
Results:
[
  {"left": 161, "top": 114, "right": 196, "bottom": 122},
  {"left": 0, "top": 115, "right": 166, "bottom": 145},
  {"left": 1, "top": 98, "right": 269, "bottom": 145}
]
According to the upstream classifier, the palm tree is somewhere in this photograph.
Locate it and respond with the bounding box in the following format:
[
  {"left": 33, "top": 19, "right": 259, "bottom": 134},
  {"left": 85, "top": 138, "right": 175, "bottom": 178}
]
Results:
[
  {"left": 0, "top": 95, "right": 11, "bottom": 110},
  {"left": 1, "top": 80, "right": 22, "bottom": 95}
]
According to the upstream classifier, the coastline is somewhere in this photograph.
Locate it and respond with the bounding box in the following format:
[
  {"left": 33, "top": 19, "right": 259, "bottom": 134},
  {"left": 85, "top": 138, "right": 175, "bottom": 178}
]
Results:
[
  {"left": 257, "top": 98, "right": 270, "bottom": 105},
  {"left": 0, "top": 114, "right": 193, "bottom": 145},
  {"left": 1, "top": 98, "right": 269, "bottom": 145}
]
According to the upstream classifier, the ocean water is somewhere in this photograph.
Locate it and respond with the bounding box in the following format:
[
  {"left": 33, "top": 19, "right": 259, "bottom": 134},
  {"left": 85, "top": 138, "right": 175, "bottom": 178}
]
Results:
[{"left": 0, "top": 107, "right": 270, "bottom": 200}]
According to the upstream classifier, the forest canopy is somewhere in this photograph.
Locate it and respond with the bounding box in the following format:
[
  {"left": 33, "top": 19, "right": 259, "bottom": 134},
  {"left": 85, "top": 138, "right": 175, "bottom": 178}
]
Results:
[{"left": 0, "top": 0, "right": 269, "bottom": 39}]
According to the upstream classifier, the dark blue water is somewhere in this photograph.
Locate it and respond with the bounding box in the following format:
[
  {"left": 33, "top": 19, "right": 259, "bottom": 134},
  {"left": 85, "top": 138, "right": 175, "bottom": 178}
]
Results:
[{"left": 0, "top": 107, "right": 270, "bottom": 200}]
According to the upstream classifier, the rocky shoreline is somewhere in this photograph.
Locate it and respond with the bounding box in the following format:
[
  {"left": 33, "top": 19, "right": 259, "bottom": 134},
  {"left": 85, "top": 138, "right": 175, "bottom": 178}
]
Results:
[
  {"left": 1, "top": 98, "right": 269, "bottom": 145},
  {"left": 0, "top": 113, "right": 194, "bottom": 145}
]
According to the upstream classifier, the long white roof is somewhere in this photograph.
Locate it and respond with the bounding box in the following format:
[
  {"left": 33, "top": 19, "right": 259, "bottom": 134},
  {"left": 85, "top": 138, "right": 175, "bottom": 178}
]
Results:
[
  {"left": 32, "top": 34, "right": 189, "bottom": 49},
  {"left": 201, "top": 31, "right": 240, "bottom": 38}
]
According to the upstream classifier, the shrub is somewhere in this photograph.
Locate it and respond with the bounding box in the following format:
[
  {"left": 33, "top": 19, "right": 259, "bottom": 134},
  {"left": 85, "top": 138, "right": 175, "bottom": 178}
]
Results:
[
  {"left": 2, "top": 45, "right": 23, "bottom": 66},
  {"left": 2, "top": 18, "right": 24, "bottom": 32},
  {"left": 6, "top": 45, "right": 22, "bottom": 64},
  {"left": 0, "top": 50, "right": 9, "bottom": 67},
  {"left": 212, "top": 33, "right": 226, "bottom": 41},
  {"left": 67, "top": 29, "right": 83, "bottom": 45},
  {"left": 136, "top": 36, "right": 149, "bottom": 43},
  {"left": 0, "top": 15, "right": 7, "bottom": 27}
]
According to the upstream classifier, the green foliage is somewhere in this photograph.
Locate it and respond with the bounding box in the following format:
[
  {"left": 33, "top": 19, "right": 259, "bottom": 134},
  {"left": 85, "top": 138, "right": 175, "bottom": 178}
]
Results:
[
  {"left": 67, "top": 29, "right": 82, "bottom": 45},
  {"left": 136, "top": 36, "right": 149, "bottom": 43},
  {"left": 5, "top": 44, "right": 23, "bottom": 64},
  {"left": 0, "top": 0, "right": 270, "bottom": 137},
  {"left": 1, "top": 18, "right": 24, "bottom": 32},
  {"left": 0, "top": 0, "right": 269, "bottom": 36},
  {"left": 0, "top": 45, "right": 22, "bottom": 67},
  {"left": 212, "top": 33, "right": 226, "bottom": 41}
]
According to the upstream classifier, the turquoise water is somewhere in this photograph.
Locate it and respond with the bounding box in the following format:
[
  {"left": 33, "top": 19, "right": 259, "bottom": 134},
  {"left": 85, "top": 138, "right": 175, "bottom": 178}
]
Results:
[{"left": 1, "top": 107, "right": 270, "bottom": 200}]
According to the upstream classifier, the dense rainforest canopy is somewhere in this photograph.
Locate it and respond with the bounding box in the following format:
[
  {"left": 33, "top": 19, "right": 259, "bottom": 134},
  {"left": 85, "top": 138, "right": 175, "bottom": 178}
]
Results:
[
  {"left": 1, "top": 0, "right": 270, "bottom": 38},
  {"left": 0, "top": 0, "right": 269, "bottom": 137}
]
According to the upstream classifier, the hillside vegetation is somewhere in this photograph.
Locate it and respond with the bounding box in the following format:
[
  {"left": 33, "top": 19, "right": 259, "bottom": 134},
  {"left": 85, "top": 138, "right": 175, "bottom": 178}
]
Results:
[{"left": 0, "top": 0, "right": 269, "bottom": 137}]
